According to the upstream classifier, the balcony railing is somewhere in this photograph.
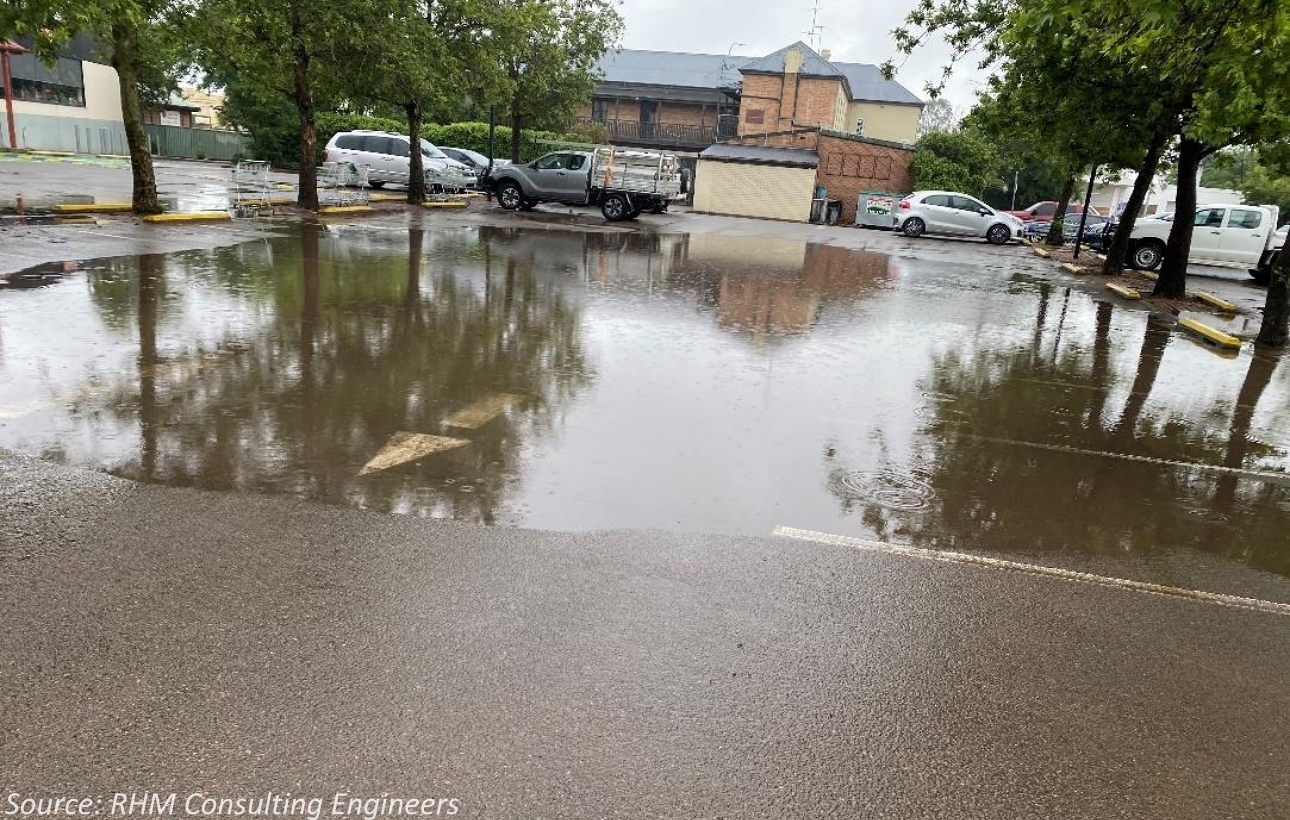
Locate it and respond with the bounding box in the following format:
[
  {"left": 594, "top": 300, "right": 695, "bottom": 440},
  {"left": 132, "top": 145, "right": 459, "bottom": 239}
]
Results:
[{"left": 574, "top": 118, "right": 737, "bottom": 149}]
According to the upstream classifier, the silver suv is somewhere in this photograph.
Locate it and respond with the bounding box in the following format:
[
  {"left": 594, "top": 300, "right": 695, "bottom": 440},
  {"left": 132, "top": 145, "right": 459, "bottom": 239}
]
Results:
[
  {"left": 324, "top": 130, "right": 475, "bottom": 191},
  {"left": 894, "top": 190, "right": 1021, "bottom": 245}
]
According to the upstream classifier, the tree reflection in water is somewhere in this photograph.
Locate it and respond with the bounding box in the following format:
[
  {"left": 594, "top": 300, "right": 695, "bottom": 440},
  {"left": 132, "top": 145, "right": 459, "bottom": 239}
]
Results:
[
  {"left": 828, "top": 288, "right": 1290, "bottom": 576},
  {"left": 85, "top": 225, "right": 591, "bottom": 523}
]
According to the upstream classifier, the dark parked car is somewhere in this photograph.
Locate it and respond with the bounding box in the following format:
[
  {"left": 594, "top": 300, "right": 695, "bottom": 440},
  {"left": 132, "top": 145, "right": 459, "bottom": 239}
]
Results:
[
  {"left": 1023, "top": 211, "right": 1107, "bottom": 243},
  {"left": 1009, "top": 200, "right": 1098, "bottom": 223}
]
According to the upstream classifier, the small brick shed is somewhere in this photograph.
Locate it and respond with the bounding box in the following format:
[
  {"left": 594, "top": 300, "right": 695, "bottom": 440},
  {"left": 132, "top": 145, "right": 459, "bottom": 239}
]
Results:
[{"left": 693, "top": 128, "right": 914, "bottom": 224}]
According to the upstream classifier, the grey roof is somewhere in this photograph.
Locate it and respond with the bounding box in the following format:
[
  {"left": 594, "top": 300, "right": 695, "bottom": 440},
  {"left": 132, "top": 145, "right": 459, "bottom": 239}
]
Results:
[
  {"left": 832, "top": 62, "right": 923, "bottom": 105},
  {"left": 597, "top": 49, "right": 752, "bottom": 89},
  {"left": 738, "top": 41, "right": 841, "bottom": 78},
  {"left": 699, "top": 143, "right": 819, "bottom": 168},
  {"left": 596, "top": 46, "right": 922, "bottom": 106}
]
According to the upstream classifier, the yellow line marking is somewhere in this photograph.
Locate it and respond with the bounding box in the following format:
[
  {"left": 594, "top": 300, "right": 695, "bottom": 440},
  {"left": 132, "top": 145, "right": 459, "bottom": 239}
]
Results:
[
  {"left": 141, "top": 211, "right": 231, "bottom": 223},
  {"left": 1194, "top": 291, "right": 1238, "bottom": 313},
  {"left": 1179, "top": 317, "right": 1241, "bottom": 349},
  {"left": 968, "top": 434, "right": 1288, "bottom": 482},
  {"left": 422, "top": 200, "right": 469, "bottom": 209},
  {"left": 359, "top": 432, "right": 470, "bottom": 475},
  {"left": 52, "top": 203, "right": 132, "bottom": 213},
  {"left": 319, "top": 205, "right": 373, "bottom": 214},
  {"left": 443, "top": 393, "right": 521, "bottom": 429},
  {"left": 773, "top": 527, "right": 1290, "bottom": 616},
  {"left": 367, "top": 193, "right": 408, "bottom": 202},
  {"left": 1106, "top": 282, "right": 1141, "bottom": 300}
]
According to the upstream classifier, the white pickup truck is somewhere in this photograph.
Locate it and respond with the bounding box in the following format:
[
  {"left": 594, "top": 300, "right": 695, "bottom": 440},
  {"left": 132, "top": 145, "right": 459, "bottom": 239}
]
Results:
[{"left": 1127, "top": 203, "right": 1285, "bottom": 283}]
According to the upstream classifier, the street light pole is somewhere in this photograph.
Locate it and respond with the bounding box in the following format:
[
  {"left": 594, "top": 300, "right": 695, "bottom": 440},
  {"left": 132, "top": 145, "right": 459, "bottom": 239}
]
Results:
[
  {"left": 1011, "top": 169, "right": 1019, "bottom": 210},
  {"left": 0, "top": 41, "right": 25, "bottom": 151}
]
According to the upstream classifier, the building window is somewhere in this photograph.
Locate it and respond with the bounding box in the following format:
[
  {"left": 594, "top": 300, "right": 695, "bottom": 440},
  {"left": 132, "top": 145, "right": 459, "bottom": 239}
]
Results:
[
  {"left": 591, "top": 98, "right": 608, "bottom": 122},
  {"left": 745, "top": 108, "right": 764, "bottom": 124},
  {"left": 9, "top": 53, "right": 85, "bottom": 107}
]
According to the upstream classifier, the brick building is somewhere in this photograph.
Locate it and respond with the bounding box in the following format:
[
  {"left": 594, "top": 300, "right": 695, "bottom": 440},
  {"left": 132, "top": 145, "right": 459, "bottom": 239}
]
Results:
[
  {"left": 574, "top": 42, "right": 922, "bottom": 153},
  {"left": 694, "top": 127, "right": 915, "bottom": 225}
]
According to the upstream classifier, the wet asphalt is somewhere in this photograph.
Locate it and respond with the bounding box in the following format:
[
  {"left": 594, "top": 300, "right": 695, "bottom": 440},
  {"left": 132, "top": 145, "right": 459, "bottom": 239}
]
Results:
[
  {"left": 3, "top": 453, "right": 1289, "bottom": 819},
  {"left": 3, "top": 159, "right": 1290, "bottom": 816}
]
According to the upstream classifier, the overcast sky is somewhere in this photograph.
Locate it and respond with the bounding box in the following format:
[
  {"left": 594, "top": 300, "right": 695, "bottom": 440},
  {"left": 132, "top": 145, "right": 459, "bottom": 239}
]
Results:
[{"left": 615, "top": 0, "right": 989, "bottom": 112}]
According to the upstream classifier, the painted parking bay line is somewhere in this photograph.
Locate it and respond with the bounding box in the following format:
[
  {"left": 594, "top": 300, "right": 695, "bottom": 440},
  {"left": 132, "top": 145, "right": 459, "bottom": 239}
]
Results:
[
  {"left": 968, "top": 435, "right": 1290, "bottom": 484},
  {"left": 359, "top": 432, "right": 470, "bottom": 475},
  {"left": 443, "top": 393, "right": 522, "bottom": 430},
  {"left": 773, "top": 526, "right": 1290, "bottom": 617}
]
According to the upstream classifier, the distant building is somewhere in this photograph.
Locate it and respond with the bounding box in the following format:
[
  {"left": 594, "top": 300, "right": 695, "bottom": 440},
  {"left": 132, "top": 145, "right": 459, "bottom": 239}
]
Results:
[
  {"left": 1090, "top": 171, "right": 1244, "bottom": 216},
  {"left": 575, "top": 41, "right": 922, "bottom": 153},
  {"left": 1, "top": 34, "right": 126, "bottom": 154},
  {"left": 178, "top": 86, "right": 226, "bottom": 128}
]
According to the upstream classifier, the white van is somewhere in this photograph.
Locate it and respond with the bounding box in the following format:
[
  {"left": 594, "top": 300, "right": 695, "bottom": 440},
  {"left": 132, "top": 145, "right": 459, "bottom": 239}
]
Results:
[{"left": 324, "top": 130, "right": 476, "bottom": 191}]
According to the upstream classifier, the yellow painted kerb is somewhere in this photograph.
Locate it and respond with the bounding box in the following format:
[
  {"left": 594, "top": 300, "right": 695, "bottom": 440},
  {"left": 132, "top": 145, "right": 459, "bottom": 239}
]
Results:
[
  {"left": 1195, "top": 291, "right": 1238, "bottom": 313},
  {"left": 1106, "top": 283, "right": 1141, "bottom": 300},
  {"left": 141, "top": 211, "right": 231, "bottom": 223},
  {"left": 319, "top": 205, "right": 374, "bottom": 214},
  {"left": 1179, "top": 317, "right": 1242, "bottom": 350},
  {"left": 422, "top": 200, "right": 469, "bottom": 209},
  {"left": 1061, "top": 263, "right": 1086, "bottom": 274},
  {"left": 52, "top": 203, "right": 132, "bottom": 213}
]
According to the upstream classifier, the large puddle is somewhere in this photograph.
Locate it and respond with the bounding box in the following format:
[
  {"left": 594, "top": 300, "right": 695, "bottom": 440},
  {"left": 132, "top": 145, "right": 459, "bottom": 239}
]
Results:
[{"left": 3, "top": 224, "right": 1289, "bottom": 574}]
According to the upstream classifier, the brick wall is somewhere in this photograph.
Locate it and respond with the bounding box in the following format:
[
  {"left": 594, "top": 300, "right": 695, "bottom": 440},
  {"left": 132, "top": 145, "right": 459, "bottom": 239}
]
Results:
[
  {"left": 815, "top": 133, "right": 914, "bottom": 223},
  {"left": 793, "top": 78, "right": 846, "bottom": 130},
  {"left": 739, "top": 74, "right": 782, "bottom": 136},
  {"left": 737, "top": 75, "right": 848, "bottom": 135}
]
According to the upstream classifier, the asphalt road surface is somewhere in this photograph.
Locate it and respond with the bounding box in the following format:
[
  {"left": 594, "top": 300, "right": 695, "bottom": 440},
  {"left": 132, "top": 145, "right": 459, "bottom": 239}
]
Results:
[{"left": 3, "top": 454, "right": 1288, "bottom": 819}]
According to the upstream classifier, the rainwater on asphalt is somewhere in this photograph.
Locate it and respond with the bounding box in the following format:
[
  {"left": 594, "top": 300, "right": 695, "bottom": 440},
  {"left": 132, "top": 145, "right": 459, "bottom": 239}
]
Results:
[{"left": 2, "top": 222, "right": 1289, "bottom": 576}]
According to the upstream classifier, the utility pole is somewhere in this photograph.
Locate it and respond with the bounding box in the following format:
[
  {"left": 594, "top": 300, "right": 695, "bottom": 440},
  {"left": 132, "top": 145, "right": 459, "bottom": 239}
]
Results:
[
  {"left": 1073, "top": 165, "right": 1099, "bottom": 260},
  {"left": 0, "top": 41, "right": 26, "bottom": 151},
  {"left": 1011, "top": 169, "right": 1019, "bottom": 210}
]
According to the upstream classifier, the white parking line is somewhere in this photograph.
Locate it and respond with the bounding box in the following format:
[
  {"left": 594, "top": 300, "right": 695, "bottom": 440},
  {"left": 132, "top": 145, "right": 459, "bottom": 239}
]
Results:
[
  {"left": 773, "top": 526, "right": 1290, "bottom": 616},
  {"left": 969, "top": 435, "right": 1290, "bottom": 483}
]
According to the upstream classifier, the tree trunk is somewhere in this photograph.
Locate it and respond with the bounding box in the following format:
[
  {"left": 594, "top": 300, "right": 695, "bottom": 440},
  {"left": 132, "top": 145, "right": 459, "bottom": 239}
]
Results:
[
  {"left": 1256, "top": 246, "right": 1290, "bottom": 346},
  {"left": 509, "top": 94, "right": 523, "bottom": 162},
  {"left": 137, "top": 254, "right": 162, "bottom": 480},
  {"left": 111, "top": 23, "right": 161, "bottom": 215},
  {"left": 1112, "top": 316, "right": 1170, "bottom": 444},
  {"left": 406, "top": 100, "right": 426, "bottom": 203},
  {"left": 1214, "top": 351, "right": 1279, "bottom": 509},
  {"left": 1044, "top": 175, "right": 1075, "bottom": 246},
  {"left": 1103, "top": 132, "right": 1166, "bottom": 276},
  {"left": 1088, "top": 301, "right": 1114, "bottom": 431},
  {"left": 1153, "top": 137, "right": 1205, "bottom": 299},
  {"left": 291, "top": 28, "right": 319, "bottom": 211}
]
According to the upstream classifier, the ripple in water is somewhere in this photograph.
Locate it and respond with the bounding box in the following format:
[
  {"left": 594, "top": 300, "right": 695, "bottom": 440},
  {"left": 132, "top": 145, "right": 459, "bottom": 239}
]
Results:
[{"left": 836, "top": 469, "right": 934, "bottom": 511}]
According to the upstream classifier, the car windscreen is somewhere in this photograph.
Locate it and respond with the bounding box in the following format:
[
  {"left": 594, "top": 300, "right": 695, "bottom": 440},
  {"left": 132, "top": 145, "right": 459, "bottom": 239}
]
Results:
[{"left": 419, "top": 139, "right": 449, "bottom": 159}]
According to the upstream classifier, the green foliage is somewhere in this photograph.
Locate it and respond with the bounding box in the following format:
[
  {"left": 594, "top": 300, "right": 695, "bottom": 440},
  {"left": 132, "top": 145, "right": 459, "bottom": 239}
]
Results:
[
  {"left": 911, "top": 131, "right": 999, "bottom": 195},
  {"left": 494, "top": 0, "right": 623, "bottom": 158}
]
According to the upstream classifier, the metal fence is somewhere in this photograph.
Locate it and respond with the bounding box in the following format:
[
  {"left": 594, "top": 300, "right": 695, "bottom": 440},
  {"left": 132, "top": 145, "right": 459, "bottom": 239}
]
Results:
[{"left": 144, "top": 124, "right": 252, "bottom": 161}]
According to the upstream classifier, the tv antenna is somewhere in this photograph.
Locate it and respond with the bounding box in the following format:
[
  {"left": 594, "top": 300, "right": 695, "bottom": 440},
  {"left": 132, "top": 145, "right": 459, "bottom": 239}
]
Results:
[{"left": 804, "top": 0, "right": 825, "bottom": 49}]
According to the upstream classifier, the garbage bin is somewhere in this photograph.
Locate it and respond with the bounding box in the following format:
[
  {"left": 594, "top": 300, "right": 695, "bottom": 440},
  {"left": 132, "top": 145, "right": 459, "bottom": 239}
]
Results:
[
  {"left": 810, "top": 198, "right": 827, "bottom": 224},
  {"left": 855, "top": 191, "right": 901, "bottom": 228}
]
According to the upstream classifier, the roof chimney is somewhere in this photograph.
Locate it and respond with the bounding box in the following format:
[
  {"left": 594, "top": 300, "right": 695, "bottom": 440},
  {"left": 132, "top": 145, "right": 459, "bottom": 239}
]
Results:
[
  {"left": 784, "top": 49, "right": 803, "bottom": 74},
  {"left": 820, "top": 48, "right": 832, "bottom": 61}
]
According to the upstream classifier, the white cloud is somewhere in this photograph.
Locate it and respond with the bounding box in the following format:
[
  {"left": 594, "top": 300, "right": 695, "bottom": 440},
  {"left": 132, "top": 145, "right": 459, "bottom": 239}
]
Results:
[{"left": 614, "top": 0, "right": 992, "bottom": 110}]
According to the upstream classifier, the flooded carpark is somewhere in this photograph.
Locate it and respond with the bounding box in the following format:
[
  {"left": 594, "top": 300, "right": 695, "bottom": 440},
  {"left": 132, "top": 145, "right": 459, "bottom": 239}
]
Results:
[{"left": 2, "top": 219, "right": 1289, "bottom": 577}]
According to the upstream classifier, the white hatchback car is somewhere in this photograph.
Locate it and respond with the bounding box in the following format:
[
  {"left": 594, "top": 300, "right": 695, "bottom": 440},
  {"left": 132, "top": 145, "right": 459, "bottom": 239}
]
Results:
[
  {"left": 324, "top": 130, "right": 475, "bottom": 191},
  {"left": 894, "top": 190, "right": 1022, "bottom": 245}
]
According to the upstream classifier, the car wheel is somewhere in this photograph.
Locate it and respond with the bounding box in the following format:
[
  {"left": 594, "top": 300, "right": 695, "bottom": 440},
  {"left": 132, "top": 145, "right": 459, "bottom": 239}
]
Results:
[
  {"left": 902, "top": 217, "right": 925, "bottom": 238},
  {"left": 497, "top": 181, "right": 523, "bottom": 210},
  {"left": 601, "top": 193, "right": 630, "bottom": 221},
  {"left": 1131, "top": 240, "right": 1165, "bottom": 271},
  {"left": 986, "top": 224, "right": 1011, "bottom": 245}
]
